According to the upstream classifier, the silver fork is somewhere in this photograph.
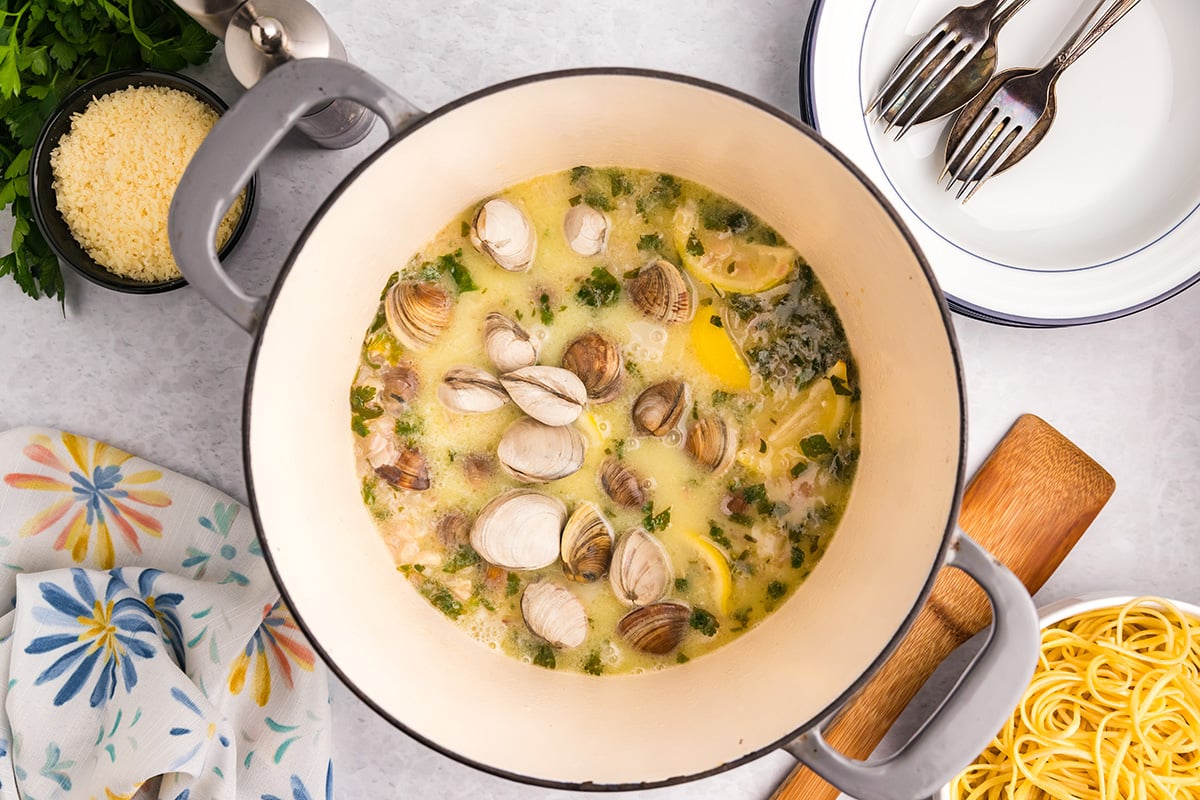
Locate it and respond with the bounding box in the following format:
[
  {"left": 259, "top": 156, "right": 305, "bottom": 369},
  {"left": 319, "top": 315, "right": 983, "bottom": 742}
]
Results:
[
  {"left": 867, "top": 0, "right": 1034, "bottom": 141},
  {"left": 941, "top": 0, "right": 1142, "bottom": 201}
]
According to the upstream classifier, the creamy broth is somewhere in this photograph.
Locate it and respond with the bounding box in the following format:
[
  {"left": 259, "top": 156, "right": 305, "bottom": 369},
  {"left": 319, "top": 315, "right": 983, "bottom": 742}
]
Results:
[{"left": 350, "top": 167, "right": 859, "bottom": 674}]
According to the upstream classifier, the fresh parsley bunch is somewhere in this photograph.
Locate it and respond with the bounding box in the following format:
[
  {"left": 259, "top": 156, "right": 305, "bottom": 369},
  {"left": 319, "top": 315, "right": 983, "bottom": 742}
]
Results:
[{"left": 0, "top": 0, "right": 217, "bottom": 302}]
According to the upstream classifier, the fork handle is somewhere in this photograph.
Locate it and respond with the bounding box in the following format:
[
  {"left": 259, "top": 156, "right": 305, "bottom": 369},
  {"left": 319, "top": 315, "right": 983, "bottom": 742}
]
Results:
[
  {"left": 1054, "top": 0, "right": 1142, "bottom": 74},
  {"left": 992, "top": 0, "right": 1035, "bottom": 29}
]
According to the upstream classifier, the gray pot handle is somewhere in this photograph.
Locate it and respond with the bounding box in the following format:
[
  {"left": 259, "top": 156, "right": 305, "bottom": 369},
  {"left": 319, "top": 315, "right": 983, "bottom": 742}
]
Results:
[
  {"left": 784, "top": 530, "right": 1039, "bottom": 800},
  {"left": 168, "top": 58, "right": 424, "bottom": 333}
]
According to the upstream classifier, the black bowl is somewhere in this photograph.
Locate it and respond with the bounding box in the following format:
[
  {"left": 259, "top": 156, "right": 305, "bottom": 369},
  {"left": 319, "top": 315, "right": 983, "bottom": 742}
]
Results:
[{"left": 29, "top": 68, "right": 257, "bottom": 294}]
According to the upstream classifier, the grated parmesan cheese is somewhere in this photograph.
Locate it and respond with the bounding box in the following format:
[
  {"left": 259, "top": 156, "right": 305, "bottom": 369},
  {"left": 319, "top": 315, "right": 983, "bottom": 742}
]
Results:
[{"left": 50, "top": 85, "right": 245, "bottom": 283}]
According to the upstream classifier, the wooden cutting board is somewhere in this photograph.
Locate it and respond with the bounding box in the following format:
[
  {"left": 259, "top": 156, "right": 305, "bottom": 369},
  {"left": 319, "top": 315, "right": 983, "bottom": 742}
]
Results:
[{"left": 769, "top": 414, "right": 1115, "bottom": 800}]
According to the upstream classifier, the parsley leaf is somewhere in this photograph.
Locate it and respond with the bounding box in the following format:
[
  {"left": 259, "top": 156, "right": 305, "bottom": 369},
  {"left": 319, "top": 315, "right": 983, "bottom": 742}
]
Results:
[
  {"left": 642, "top": 502, "right": 671, "bottom": 532},
  {"left": 689, "top": 608, "right": 719, "bottom": 637},
  {"left": 800, "top": 434, "right": 834, "bottom": 459},
  {"left": 575, "top": 266, "right": 620, "bottom": 308}
]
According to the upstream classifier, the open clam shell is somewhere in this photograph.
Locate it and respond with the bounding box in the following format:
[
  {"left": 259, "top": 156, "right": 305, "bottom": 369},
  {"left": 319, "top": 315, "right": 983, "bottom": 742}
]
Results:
[
  {"left": 617, "top": 601, "right": 690, "bottom": 655},
  {"left": 632, "top": 380, "right": 691, "bottom": 437},
  {"left": 470, "top": 489, "right": 567, "bottom": 571},
  {"left": 484, "top": 312, "right": 540, "bottom": 373},
  {"left": 471, "top": 198, "right": 536, "bottom": 272},
  {"left": 561, "top": 331, "right": 624, "bottom": 403},
  {"left": 561, "top": 501, "right": 614, "bottom": 583},
  {"left": 609, "top": 527, "right": 672, "bottom": 607},
  {"left": 374, "top": 449, "right": 431, "bottom": 492},
  {"left": 437, "top": 366, "right": 509, "bottom": 414},
  {"left": 563, "top": 203, "right": 609, "bottom": 256},
  {"left": 379, "top": 363, "right": 420, "bottom": 416},
  {"left": 436, "top": 511, "right": 471, "bottom": 548},
  {"left": 685, "top": 416, "right": 738, "bottom": 475},
  {"left": 598, "top": 457, "right": 646, "bottom": 509},
  {"left": 500, "top": 366, "right": 588, "bottom": 427},
  {"left": 627, "top": 259, "right": 693, "bottom": 324},
  {"left": 497, "top": 417, "right": 587, "bottom": 483},
  {"left": 384, "top": 281, "right": 453, "bottom": 351},
  {"left": 521, "top": 581, "right": 588, "bottom": 649}
]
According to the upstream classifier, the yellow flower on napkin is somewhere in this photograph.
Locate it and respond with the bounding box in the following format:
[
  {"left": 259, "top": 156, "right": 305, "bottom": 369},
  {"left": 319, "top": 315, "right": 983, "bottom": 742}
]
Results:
[{"left": 3, "top": 432, "right": 171, "bottom": 568}]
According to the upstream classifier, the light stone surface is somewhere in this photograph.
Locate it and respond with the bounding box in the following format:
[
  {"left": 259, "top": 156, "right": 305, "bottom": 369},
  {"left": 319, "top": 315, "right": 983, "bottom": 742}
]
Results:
[{"left": 1, "top": 0, "right": 1197, "bottom": 797}]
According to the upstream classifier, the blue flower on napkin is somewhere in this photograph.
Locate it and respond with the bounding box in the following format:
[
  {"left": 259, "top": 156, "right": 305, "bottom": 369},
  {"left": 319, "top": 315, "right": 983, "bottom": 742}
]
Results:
[
  {"left": 136, "top": 568, "right": 186, "bottom": 667},
  {"left": 25, "top": 568, "right": 157, "bottom": 707}
]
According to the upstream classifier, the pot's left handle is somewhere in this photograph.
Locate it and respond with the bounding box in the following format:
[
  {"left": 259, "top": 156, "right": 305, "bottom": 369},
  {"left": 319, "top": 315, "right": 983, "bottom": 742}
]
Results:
[{"left": 169, "top": 58, "right": 424, "bottom": 333}]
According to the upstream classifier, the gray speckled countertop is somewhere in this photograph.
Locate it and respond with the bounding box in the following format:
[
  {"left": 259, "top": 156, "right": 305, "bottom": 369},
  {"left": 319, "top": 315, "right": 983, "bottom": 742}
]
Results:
[{"left": 1, "top": 1, "right": 1198, "bottom": 797}]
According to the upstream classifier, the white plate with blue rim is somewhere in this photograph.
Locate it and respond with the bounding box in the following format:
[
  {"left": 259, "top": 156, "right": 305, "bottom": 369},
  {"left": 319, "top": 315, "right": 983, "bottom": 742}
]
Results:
[{"left": 800, "top": 0, "right": 1200, "bottom": 326}]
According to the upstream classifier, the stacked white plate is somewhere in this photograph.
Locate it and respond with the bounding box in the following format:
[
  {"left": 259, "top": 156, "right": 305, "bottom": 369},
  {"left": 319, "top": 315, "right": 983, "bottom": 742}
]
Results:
[{"left": 801, "top": 0, "right": 1200, "bottom": 325}]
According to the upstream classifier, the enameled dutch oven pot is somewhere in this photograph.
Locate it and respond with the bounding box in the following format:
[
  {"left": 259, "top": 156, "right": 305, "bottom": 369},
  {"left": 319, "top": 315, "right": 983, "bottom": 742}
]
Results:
[{"left": 169, "top": 59, "right": 1039, "bottom": 797}]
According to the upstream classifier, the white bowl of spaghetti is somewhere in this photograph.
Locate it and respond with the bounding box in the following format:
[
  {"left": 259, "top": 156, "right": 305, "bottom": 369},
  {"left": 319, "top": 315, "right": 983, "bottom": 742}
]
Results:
[{"left": 942, "top": 595, "right": 1200, "bottom": 800}]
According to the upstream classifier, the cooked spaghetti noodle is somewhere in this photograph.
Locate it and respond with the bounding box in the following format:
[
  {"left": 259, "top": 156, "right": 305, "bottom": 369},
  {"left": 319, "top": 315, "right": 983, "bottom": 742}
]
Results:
[{"left": 950, "top": 598, "right": 1200, "bottom": 800}]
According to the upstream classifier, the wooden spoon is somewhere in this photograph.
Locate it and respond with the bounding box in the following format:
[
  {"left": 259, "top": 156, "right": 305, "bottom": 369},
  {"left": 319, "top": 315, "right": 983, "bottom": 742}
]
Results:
[{"left": 769, "top": 414, "right": 1115, "bottom": 800}]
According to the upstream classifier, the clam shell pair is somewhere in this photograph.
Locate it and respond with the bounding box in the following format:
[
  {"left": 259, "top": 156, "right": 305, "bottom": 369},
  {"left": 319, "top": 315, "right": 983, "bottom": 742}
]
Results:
[
  {"left": 385, "top": 281, "right": 453, "bottom": 351},
  {"left": 627, "top": 259, "right": 693, "bottom": 325},
  {"left": 497, "top": 417, "right": 587, "bottom": 484},
  {"left": 472, "top": 198, "right": 536, "bottom": 272},
  {"left": 632, "top": 380, "right": 691, "bottom": 437},
  {"left": 374, "top": 449, "right": 430, "bottom": 492},
  {"left": 561, "top": 332, "right": 624, "bottom": 404},
  {"left": 470, "top": 489, "right": 565, "bottom": 571}
]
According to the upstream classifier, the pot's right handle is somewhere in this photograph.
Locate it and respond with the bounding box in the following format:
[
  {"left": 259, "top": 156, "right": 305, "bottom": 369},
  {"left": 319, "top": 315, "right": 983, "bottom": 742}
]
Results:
[
  {"left": 783, "top": 531, "right": 1039, "bottom": 800},
  {"left": 169, "top": 58, "right": 424, "bottom": 333}
]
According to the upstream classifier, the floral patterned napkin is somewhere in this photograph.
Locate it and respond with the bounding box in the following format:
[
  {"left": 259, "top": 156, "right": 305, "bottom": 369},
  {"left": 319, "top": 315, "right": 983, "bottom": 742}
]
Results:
[{"left": 0, "top": 427, "right": 332, "bottom": 800}]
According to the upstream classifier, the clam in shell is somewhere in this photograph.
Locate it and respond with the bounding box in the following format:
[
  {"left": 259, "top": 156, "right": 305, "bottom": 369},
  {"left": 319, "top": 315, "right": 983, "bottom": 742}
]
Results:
[
  {"left": 609, "top": 527, "right": 671, "bottom": 607},
  {"left": 560, "top": 501, "right": 614, "bottom": 583},
  {"left": 598, "top": 457, "right": 646, "bottom": 509},
  {"left": 563, "top": 203, "right": 609, "bottom": 256},
  {"left": 484, "top": 312, "right": 539, "bottom": 374},
  {"left": 685, "top": 416, "right": 738, "bottom": 475},
  {"left": 470, "top": 489, "right": 567, "bottom": 571},
  {"left": 627, "top": 259, "right": 693, "bottom": 324},
  {"left": 561, "top": 331, "right": 624, "bottom": 403},
  {"left": 384, "top": 281, "right": 453, "bottom": 351},
  {"left": 497, "top": 417, "right": 586, "bottom": 483},
  {"left": 374, "top": 449, "right": 431, "bottom": 492},
  {"left": 436, "top": 511, "right": 471, "bottom": 548},
  {"left": 460, "top": 453, "right": 496, "bottom": 487},
  {"left": 471, "top": 198, "right": 536, "bottom": 272},
  {"left": 379, "top": 363, "right": 420, "bottom": 416},
  {"left": 617, "top": 601, "right": 690, "bottom": 655},
  {"left": 521, "top": 581, "right": 588, "bottom": 649},
  {"left": 632, "top": 380, "right": 691, "bottom": 437},
  {"left": 500, "top": 366, "right": 587, "bottom": 427},
  {"left": 437, "top": 366, "right": 509, "bottom": 414}
]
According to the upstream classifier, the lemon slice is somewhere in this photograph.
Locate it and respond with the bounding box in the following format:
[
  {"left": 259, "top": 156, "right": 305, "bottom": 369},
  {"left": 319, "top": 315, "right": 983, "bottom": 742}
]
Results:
[
  {"left": 690, "top": 310, "right": 751, "bottom": 390},
  {"left": 673, "top": 203, "right": 795, "bottom": 294},
  {"left": 769, "top": 360, "right": 852, "bottom": 448},
  {"left": 739, "top": 361, "right": 852, "bottom": 475},
  {"left": 682, "top": 531, "right": 733, "bottom": 616}
]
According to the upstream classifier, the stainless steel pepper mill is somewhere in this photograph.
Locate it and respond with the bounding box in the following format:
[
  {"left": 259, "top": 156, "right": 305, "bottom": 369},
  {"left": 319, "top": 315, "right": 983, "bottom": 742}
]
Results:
[{"left": 173, "top": 0, "right": 375, "bottom": 149}]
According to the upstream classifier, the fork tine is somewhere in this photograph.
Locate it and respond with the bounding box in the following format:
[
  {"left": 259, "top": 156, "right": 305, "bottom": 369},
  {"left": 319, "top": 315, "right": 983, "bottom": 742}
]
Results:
[
  {"left": 950, "top": 119, "right": 1008, "bottom": 199},
  {"left": 866, "top": 26, "right": 950, "bottom": 117},
  {"left": 962, "top": 126, "right": 1024, "bottom": 202},
  {"left": 948, "top": 114, "right": 1008, "bottom": 198},
  {"left": 879, "top": 37, "right": 959, "bottom": 131},
  {"left": 892, "top": 43, "right": 971, "bottom": 140},
  {"left": 941, "top": 104, "right": 999, "bottom": 183},
  {"left": 883, "top": 38, "right": 956, "bottom": 132}
]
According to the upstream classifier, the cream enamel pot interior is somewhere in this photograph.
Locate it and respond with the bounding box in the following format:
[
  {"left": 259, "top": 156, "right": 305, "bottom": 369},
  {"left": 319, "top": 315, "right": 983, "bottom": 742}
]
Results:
[{"left": 168, "top": 59, "right": 1039, "bottom": 796}]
